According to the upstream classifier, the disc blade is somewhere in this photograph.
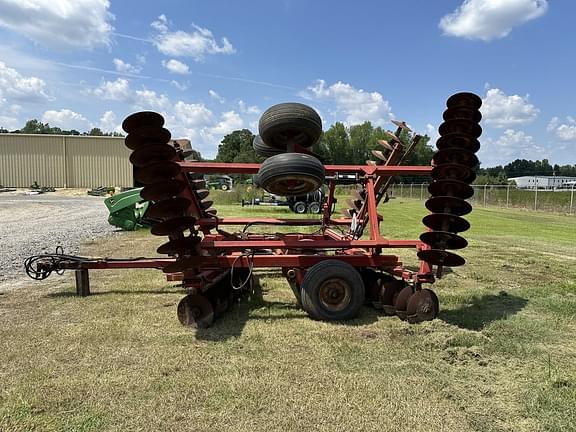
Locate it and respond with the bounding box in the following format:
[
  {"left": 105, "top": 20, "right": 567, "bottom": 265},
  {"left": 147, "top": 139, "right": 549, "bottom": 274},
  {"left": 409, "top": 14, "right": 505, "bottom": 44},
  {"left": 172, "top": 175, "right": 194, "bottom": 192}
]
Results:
[
  {"left": 163, "top": 255, "right": 204, "bottom": 274},
  {"left": 436, "top": 133, "right": 480, "bottom": 153},
  {"left": 425, "top": 196, "right": 472, "bottom": 216},
  {"left": 195, "top": 189, "right": 210, "bottom": 200},
  {"left": 150, "top": 216, "right": 196, "bottom": 236},
  {"left": 417, "top": 249, "right": 466, "bottom": 267},
  {"left": 129, "top": 144, "right": 176, "bottom": 167},
  {"left": 350, "top": 189, "right": 365, "bottom": 201},
  {"left": 346, "top": 198, "right": 363, "bottom": 211},
  {"left": 341, "top": 208, "right": 354, "bottom": 217},
  {"left": 422, "top": 213, "right": 470, "bottom": 233},
  {"left": 134, "top": 161, "right": 181, "bottom": 184},
  {"left": 157, "top": 236, "right": 202, "bottom": 255},
  {"left": 446, "top": 92, "right": 482, "bottom": 110},
  {"left": 443, "top": 107, "right": 482, "bottom": 123},
  {"left": 140, "top": 180, "right": 185, "bottom": 201},
  {"left": 147, "top": 197, "right": 191, "bottom": 219},
  {"left": 371, "top": 149, "right": 388, "bottom": 161},
  {"left": 420, "top": 231, "right": 468, "bottom": 250},
  {"left": 200, "top": 200, "right": 214, "bottom": 210},
  {"left": 438, "top": 119, "right": 482, "bottom": 139},
  {"left": 433, "top": 148, "right": 479, "bottom": 167},
  {"left": 176, "top": 294, "right": 214, "bottom": 328},
  {"left": 377, "top": 139, "right": 394, "bottom": 151},
  {"left": 122, "top": 111, "right": 165, "bottom": 134},
  {"left": 431, "top": 163, "right": 476, "bottom": 183},
  {"left": 125, "top": 126, "right": 171, "bottom": 150},
  {"left": 392, "top": 119, "right": 411, "bottom": 132},
  {"left": 190, "top": 179, "right": 207, "bottom": 190},
  {"left": 384, "top": 131, "right": 402, "bottom": 143},
  {"left": 204, "top": 208, "right": 218, "bottom": 216},
  {"left": 394, "top": 285, "right": 415, "bottom": 320},
  {"left": 406, "top": 289, "right": 438, "bottom": 323},
  {"left": 366, "top": 160, "right": 377, "bottom": 166},
  {"left": 428, "top": 179, "right": 474, "bottom": 199}
]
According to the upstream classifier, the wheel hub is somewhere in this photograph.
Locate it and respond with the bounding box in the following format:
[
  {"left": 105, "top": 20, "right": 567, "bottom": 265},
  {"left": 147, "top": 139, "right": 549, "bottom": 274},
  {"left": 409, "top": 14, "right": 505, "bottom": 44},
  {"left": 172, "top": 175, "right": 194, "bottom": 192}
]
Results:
[{"left": 319, "top": 279, "right": 351, "bottom": 312}]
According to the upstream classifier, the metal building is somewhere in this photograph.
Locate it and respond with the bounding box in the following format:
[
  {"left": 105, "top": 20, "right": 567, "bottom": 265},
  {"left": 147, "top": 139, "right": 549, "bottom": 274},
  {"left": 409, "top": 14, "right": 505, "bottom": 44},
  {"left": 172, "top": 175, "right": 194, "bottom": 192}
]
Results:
[
  {"left": 508, "top": 175, "right": 576, "bottom": 189},
  {"left": 0, "top": 134, "right": 132, "bottom": 188}
]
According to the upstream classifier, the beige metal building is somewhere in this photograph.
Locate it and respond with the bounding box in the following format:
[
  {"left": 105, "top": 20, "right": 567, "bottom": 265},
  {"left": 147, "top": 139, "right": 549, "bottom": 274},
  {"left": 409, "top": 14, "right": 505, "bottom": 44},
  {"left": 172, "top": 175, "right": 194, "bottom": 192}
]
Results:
[{"left": 0, "top": 134, "right": 133, "bottom": 188}]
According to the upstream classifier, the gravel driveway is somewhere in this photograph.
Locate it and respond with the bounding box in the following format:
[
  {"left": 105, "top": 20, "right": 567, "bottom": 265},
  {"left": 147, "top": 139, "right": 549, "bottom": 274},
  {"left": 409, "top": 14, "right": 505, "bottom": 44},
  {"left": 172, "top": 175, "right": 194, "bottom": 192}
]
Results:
[{"left": 0, "top": 191, "right": 117, "bottom": 285}]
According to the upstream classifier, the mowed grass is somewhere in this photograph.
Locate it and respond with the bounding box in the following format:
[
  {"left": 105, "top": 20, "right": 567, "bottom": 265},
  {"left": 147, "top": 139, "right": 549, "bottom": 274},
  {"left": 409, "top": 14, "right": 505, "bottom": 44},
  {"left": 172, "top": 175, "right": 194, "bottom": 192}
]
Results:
[{"left": 1, "top": 197, "right": 575, "bottom": 432}]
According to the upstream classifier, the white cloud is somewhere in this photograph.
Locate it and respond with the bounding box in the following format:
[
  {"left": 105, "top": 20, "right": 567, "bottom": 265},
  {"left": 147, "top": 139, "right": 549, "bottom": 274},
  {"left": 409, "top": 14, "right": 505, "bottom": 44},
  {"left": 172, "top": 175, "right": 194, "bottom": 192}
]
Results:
[
  {"left": 439, "top": 0, "right": 548, "bottom": 41},
  {"left": 238, "top": 100, "right": 260, "bottom": 115},
  {"left": 151, "top": 15, "right": 235, "bottom": 60},
  {"left": 481, "top": 88, "right": 539, "bottom": 128},
  {"left": 92, "top": 78, "right": 131, "bottom": 102},
  {"left": 98, "top": 110, "right": 119, "bottom": 133},
  {"left": 209, "top": 90, "right": 224, "bottom": 103},
  {"left": 171, "top": 80, "right": 188, "bottom": 91},
  {"left": 42, "top": 109, "right": 90, "bottom": 130},
  {"left": 113, "top": 58, "right": 141, "bottom": 74},
  {"left": 0, "top": 0, "right": 114, "bottom": 49},
  {"left": 547, "top": 117, "right": 576, "bottom": 141},
  {"left": 0, "top": 115, "right": 19, "bottom": 130},
  {"left": 210, "top": 111, "right": 243, "bottom": 135},
  {"left": 479, "top": 129, "right": 548, "bottom": 165},
  {"left": 173, "top": 101, "right": 213, "bottom": 127},
  {"left": 0, "top": 61, "right": 50, "bottom": 102},
  {"left": 301, "top": 79, "right": 393, "bottom": 126},
  {"left": 133, "top": 89, "right": 171, "bottom": 112},
  {"left": 162, "top": 59, "right": 190, "bottom": 74}
]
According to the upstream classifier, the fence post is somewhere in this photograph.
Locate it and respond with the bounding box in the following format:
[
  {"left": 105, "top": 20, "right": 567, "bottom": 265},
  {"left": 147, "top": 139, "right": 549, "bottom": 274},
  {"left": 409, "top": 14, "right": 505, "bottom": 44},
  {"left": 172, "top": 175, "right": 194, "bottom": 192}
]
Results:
[
  {"left": 420, "top": 183, "right": 424, "bottom": 200},
  {"left": 506, "top": 184, "right": 510, "bottom": 207},
  {"left": 534, "top": 184, "right": 538, "bottom": 211},
  {"left": 410, "top": 183, "right": 413, "bottom": 198},
  {"left": 570, "top": 185, "right": 574, "bottom": 215},
  {"left": 483, "top": 184, "right": 487, "bottom": 206},
  {"left": 400, "top": 183, "right": 403, "bottom": 198}
]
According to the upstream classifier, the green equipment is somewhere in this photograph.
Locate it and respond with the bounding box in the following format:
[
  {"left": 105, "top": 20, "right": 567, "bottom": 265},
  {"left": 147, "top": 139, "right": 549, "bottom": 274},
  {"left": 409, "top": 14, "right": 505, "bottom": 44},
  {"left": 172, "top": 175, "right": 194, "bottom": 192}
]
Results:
[{"left": 104, "top": 188, "right": 150, "bottom": 231}]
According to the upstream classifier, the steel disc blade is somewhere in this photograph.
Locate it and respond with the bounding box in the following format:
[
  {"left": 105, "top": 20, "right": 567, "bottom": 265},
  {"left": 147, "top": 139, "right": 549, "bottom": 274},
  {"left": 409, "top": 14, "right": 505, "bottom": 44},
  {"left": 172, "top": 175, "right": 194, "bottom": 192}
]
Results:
[
  {"left": 125, "top": 126, "right": 171, "bottom": 150},
  {"left": 436, "top": 133, "right": 480, "bottom": 153},
  {"left": 130, "top": 144, "right": 176, "bottom": 167},
  {"left": 438, "top": 119, "right": 482, "bottom": 138},
  {"left": 446, "top": 92, "right": 482, "bottom": 110},
  {"left": 346, "top": 198, "right": 363, "bottom": 211},
  {"left": 147, "top": 197, "right": 191, "bottom": 219},
  {"left": 392, "top": 119, "right": 411, "bottom": 132},
  {"left": 200, "top": 200, "right": 214, "bottom": 210},
  {"left": 381, "top": 278, "right": 406, "bottom": 316},
  {"left": 204, "top": 208, "right": 218, "bottom": 216},
  {"left": 150, "top": 216, "right": 196, "bottom": 236},
  {"left": 371, "top": 149, "right": 388, "bottom": 161},
  {"left": 394, "top": 285, "right": 415, "bottom": 320},
  {"left": 350, "top": 189, "right": 365, "bottom": 201},
  {"left": 417, "top": 249, "right": 466, "bottom": 267},
  {"left": 195, "top": 189, "right": 210, "bottom": 200},
  {"left": 176, "top": 294, "right": 214, "bottom": 328},
  {"left": 428, "top": 179, "right": 474, "bottom": 199},
  {"left": 431, "top": 163, "right": 476, "bottom": 183},
  {"left": 140, "top": 180, "right": 185, "bottom": 201},
  {"left": 157, "top": 236, "right": 202, "bottom": 255},
  {"left": 366, "top": 160, "right": 377, "bottom": 166},
  {"left": 442, "top": 107, "right": 482, "bottom": 123},
  {"left": 186, "top": 172, "right": 204, "bottom": 181},
  {"left": 384, "top": 131, "right": 402, "bottom": 143},
  {"left": 190, "top": 179, "right": 207, "bottom": 190},
  {"left": 425, "top": 196, "right": 472, "bottom": 216},
  {"left": 122, "top": 111, "right": 164, "bottom": 134},
  {"left": 422, "top": 213, "right": 470, "bottom": 233},
  {"left": 134, "top": 161, "right": 181, "bottom": 184},
  {"left": 433, "top": 148, "right": 479, "bottom": 168},
  {"left": 378, "top": 139, "right": 394, "bottom": 151},
  {"left": 406, "top": 289, "right": 439, "bottom": 323},
  {"left": 420, "top": 231, "right": 468, "bottom": 250},
  {"left": 163, "top": 255, "right": 204, "bottom": 274}
]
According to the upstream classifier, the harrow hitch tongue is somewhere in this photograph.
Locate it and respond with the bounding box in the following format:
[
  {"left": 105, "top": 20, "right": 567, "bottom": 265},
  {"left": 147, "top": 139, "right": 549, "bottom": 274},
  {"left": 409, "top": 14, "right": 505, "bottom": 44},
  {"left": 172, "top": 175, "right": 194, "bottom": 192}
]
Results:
[{"left": 24, "top": 92, "right": 482, "bottom": 328}]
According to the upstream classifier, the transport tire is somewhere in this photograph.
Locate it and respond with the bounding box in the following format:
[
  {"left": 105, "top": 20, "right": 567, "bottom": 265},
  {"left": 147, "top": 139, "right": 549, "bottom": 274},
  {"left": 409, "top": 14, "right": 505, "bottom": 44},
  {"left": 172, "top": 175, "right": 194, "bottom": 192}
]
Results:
[
  {"left": 257, "top": 153, "right": 324, "bottom": 196},
  {"left": 253, "top": 135, "right": 284, "bottom": 158},
  {"left": 259, "top": 103, "right": 322, "bottom": 149},
  {"left": 293, "top": 201, "right": 307, "bottom": 214}
]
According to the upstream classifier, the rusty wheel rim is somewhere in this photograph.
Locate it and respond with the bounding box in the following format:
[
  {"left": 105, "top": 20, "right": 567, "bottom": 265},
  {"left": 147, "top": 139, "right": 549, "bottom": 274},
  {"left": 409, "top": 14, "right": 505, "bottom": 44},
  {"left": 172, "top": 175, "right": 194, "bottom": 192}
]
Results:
[{"left": 318, "top": 278, "right": 352, "bottom": 312}]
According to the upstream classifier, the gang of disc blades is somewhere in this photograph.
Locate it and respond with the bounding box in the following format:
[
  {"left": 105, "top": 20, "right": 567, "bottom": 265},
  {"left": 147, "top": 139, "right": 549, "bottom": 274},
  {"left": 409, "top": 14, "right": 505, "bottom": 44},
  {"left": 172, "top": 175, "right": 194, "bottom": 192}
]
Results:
[
  {"left": 433, "top": 148, "right": 479, "bottom": 167},
  {"left": 442, "top": 107, "right": 482, "bottom": 123},
  {"left": 146, "top": 197, "right": 191, "bottom": 219},
  {"left": 438, "top": 119, "right": 482, "bottom": 138},
  {"left": 176, "top": 294, "right": 214, "bottom": 328},
  {"left": 428, "top": 179, "right": 474, "bottom": 199},
  {"left": 425, "top": 195, "right": 472, "bottom": 216},
  {"left": 422, "top": 213, "right": 470, "bottom": 233},
  {"left": 436, "top": 133, "right": 480, "bottom": 153},
  {"left": 150, "top": 216, "right": 197, "bottom": 236},
  {"left": 431, "top": 163, "right": 476, "bottom": 183},
  {"left": 157, "top": 236, "right": 202, "bottom": 255},
  {"left": 130, "top": 144, "right": 176, "bottom": 167},
  {"left": 125, "top": 126, "right": 171, "bottom": 150},
  {"left": 133, "top": 161, "right": 181, "bottom": 184},
  {"left": 417, "top": 249, "right": 466, "bottom": 267},
  {"left": 122, "top": 111, "right": 165, "bottom": 134},
  {"left": 446, "top": 92, "right": 482, "bottom": 110},
  {"left": 140, "top": 179, "right": 185, "bottom": 201},
  {"left": 420, "top": 231, "right": 468, "bottom": 250}
]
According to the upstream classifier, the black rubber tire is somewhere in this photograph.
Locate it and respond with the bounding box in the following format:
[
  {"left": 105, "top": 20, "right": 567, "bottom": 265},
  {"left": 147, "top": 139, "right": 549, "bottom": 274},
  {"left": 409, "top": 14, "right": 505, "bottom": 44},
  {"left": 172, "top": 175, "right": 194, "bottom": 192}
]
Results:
[
  {"left": 300, "top": 260, "right": 365, "bottom": 321},
  {"left": 293, "top": 201, "right": 307, "bottom": 214},
  {"left": 253, "top": 135, "right": 284, "bottom": 158},
  {"left": 259, "top": 103, "right": 322, "bottom": 149},
  {"left": 308, "top": 202, "right": 321, "bottom": 214},
  {"left": 257, "top": 153, "right": 325, "bottom": 196},
  {"left": 220, "top": 183, "right": 229, "bottom": 191}
]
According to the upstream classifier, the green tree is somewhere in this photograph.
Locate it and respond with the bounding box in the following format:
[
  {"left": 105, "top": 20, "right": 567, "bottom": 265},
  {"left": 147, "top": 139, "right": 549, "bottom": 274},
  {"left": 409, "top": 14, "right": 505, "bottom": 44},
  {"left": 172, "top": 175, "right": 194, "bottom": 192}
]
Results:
[
  {"left": 89, "top": 127, "right": 104, "bottom": 136},
  {"left": 215, "top": 129, "right": 259, "bottom": 163},
  {"left": 21, "top": 119, "right": 53, "bottom": 134}
]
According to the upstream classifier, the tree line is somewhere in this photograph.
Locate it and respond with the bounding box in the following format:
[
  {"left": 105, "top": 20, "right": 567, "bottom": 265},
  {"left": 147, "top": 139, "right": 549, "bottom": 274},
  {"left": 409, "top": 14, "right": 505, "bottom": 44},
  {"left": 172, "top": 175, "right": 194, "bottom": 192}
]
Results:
[
  {"left": 0, "top": 119, "right": 123, "bottom": 137},
  {"left": 476, "top": 159, "right": 576, "bottom": 184}
]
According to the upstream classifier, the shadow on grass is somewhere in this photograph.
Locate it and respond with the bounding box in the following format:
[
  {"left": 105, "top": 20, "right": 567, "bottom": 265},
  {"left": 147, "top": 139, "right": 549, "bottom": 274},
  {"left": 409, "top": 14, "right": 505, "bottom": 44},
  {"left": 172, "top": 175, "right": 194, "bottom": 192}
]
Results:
[{"left": 440, "top": 291, "right": 528, "bottom": 331}]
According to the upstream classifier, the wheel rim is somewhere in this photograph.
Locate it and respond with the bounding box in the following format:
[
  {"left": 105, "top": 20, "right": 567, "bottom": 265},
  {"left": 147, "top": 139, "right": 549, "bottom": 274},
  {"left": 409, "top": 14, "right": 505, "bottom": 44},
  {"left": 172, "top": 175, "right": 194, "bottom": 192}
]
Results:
[
  {"left": 221, "top": 184, "right": 229, "bottom": 190},
  {"left": 294, "top": 203, "right": 306, "bottom": 213},
  {"left": 318, "top": 278, "right": 352, "bottom": 312},
  {"left": 309, "top": 203, "right": 320, "bottom": 213},
  {"left": 263, "top": 174, "right": 322, "bottom": 195}
]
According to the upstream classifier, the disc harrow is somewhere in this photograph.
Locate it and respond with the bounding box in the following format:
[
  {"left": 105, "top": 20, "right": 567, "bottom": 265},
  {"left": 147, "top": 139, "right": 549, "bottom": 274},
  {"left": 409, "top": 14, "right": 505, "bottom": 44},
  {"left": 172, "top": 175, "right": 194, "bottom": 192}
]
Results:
[{"left": 25, "top": 92, "right": 482, "bottom": 328}]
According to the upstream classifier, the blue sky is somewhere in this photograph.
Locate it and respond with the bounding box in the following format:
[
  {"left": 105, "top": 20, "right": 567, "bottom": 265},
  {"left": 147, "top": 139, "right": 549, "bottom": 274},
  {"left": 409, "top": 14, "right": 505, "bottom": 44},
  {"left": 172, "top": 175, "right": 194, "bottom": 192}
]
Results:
[{"left": 0, "top": 0, "right": 574, "bottom": 166}]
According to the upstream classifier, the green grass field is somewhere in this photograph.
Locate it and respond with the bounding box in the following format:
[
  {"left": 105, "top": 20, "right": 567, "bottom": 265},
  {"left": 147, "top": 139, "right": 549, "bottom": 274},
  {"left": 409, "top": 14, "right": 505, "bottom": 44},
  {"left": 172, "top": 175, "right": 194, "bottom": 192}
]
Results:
[{"left": 1, "top": 198, "right": 575, "bottom": 432}]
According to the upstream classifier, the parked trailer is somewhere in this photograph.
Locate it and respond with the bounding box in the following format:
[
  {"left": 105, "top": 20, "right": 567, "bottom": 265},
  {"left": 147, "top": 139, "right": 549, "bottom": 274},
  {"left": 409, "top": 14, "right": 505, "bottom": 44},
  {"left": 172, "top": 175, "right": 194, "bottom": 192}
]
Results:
[{"left": 25, "top": 93, "right": 482, "bottom": 327}]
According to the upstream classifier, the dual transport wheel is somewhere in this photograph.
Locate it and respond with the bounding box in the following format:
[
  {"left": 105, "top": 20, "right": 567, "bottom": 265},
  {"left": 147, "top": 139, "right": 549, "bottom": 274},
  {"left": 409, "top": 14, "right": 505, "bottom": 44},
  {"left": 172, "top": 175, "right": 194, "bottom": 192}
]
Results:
[{"left": 255, "top": 103, "right": 325, "bottom": 196}]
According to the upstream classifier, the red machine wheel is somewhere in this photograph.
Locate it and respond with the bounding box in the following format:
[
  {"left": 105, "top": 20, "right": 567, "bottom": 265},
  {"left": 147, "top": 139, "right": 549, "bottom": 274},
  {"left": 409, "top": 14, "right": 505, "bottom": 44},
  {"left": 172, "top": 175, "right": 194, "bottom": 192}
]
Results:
[
  {"left": 406, "top": 289, "right": 439, "bottom": 324},
  {"left": 300, "top": 260, "right": 365, "bottom": 321}
]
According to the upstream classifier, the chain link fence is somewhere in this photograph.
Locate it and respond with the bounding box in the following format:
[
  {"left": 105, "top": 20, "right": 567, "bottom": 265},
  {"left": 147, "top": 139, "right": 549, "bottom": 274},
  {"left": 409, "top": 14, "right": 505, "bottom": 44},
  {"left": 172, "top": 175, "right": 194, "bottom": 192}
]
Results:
[{"left": 387, "top": 183, "right": 576, "bottom": 215}]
